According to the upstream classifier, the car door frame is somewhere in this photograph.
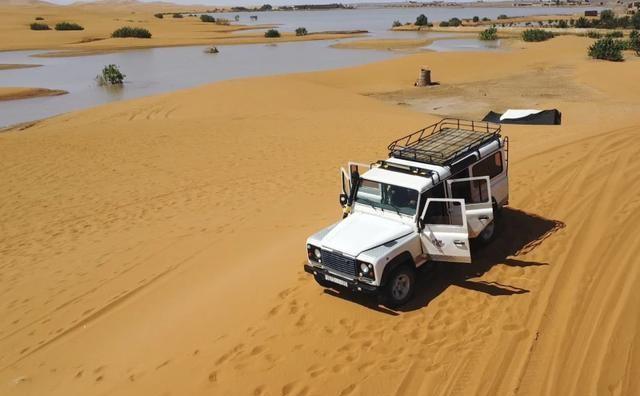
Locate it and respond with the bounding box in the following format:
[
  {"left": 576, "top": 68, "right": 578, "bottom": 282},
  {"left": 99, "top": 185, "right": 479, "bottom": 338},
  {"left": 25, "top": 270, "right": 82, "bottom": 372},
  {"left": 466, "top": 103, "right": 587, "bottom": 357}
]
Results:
[
  {"left": 419, "top": 198, "right": 471, "bottom": 264},
  {"left": 445, "top": 175, "right": 494, "bottom": 238}
]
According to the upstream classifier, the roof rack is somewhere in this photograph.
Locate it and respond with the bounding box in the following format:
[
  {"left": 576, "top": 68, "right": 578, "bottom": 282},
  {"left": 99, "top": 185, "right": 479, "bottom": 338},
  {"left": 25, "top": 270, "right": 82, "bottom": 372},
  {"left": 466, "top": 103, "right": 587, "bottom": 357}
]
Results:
[{"left": 387, "top": 118, "right": 501, "bottom": 166}]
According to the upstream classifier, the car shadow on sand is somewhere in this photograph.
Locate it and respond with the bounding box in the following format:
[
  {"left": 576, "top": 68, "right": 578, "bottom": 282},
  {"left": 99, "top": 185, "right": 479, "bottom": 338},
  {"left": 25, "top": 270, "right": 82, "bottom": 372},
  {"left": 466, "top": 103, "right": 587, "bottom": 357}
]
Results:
[{"left": 321, "top": 207, "right": 565, "bottom": 315}]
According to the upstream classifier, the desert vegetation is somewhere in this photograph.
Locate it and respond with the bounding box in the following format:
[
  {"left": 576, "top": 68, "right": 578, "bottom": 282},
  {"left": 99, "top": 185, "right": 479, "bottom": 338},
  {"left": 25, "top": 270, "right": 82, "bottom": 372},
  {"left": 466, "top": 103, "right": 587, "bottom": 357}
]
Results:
[
  {"left": 154, "top": 13, "right": 163, "bottom": 19},
  {"left": 415, "top": 14, "right": 429, "bottom": 26},
  {"left": 295, "top": 27, "right": 308, "bottom": 36},
  {"left": 200, "top": 14, "right": 216, "bottom": 23},
  {"left": 479, "top": 26, "right": 498, "bottom": 41},
  {"left": 588, "top": 37, "right": 624, "bottom": 61},
  {"left": 522, "top": 29, "right": 554, "bottom": 42},
  {"left": 111, "top": 26, "right": 152, "bottom": 38},
  {"left": 30, "top": 22, "right": 50, "bottom": 30},
  {"left": 172, "top": 13, "right": 183, "bottom": 19},
  {"left": 35, "top": 16, "right": 44, "bottom": 21},
  {"left": 96, "top": 64, "right": 125, "bottom": 86},
  {"left": 264, "top": 29, "right": 280, "bottom": 38},
  {"left": 54, "top": 22, "right": 84, "bottom": 31}
]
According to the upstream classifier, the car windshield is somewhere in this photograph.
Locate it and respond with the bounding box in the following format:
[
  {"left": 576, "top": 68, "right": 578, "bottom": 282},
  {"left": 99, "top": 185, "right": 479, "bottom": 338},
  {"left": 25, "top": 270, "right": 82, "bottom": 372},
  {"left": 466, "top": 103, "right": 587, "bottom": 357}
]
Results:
[{"left": 354, "top": 179, "right": 419, "bottom": 216}]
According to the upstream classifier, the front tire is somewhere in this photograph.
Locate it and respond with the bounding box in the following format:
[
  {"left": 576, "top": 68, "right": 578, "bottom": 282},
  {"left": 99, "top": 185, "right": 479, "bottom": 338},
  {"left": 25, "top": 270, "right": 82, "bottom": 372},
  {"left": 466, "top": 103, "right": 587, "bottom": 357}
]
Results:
[{"left": 382, "top": 265, "right": 416, "bottom": 308}]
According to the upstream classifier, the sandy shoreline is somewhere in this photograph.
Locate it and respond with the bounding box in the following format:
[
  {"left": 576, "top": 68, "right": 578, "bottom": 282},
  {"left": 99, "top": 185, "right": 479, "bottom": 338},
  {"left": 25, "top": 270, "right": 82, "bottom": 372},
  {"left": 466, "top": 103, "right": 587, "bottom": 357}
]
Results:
[
  {"left": 1, "top": 32, "right": 640, "bottom": 396},
  {"left": 0, "top": 3, "right": 363, "bottom": 56},
  {"left": 0, "top": 87, "right": 67, "bottom": 101}
]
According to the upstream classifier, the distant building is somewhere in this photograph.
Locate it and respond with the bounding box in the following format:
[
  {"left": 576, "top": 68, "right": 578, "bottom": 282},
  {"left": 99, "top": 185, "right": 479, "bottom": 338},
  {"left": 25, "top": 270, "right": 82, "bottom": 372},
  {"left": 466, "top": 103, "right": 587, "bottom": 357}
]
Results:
[{"left": 584, "top": 9, "right": 599, "bottom": 16}]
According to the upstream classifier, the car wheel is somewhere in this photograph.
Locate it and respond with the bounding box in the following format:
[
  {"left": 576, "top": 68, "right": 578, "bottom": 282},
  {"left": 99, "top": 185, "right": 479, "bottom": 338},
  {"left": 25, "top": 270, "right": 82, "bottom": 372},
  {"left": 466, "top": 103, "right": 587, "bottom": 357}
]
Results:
[
  {"left": 383, "top": 265, "right": 416, "bottom": 308},
  {"left": 478, "top": 220, "right": 496, "bottom": 245}
]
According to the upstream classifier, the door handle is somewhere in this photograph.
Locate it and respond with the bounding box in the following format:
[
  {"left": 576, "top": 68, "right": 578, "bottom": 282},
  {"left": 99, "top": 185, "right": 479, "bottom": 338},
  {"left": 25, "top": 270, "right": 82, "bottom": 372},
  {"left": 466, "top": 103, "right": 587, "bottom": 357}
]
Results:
[{"left": 454, "top": 240, "right": 466, "bottom": 247}]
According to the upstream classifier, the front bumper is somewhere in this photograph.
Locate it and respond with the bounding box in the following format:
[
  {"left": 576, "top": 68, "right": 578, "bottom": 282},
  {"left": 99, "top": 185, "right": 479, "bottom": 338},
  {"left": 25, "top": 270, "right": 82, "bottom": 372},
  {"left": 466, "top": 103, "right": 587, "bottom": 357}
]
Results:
[{"left": 304, "top": 264, "right": 379, "bottom": 293}]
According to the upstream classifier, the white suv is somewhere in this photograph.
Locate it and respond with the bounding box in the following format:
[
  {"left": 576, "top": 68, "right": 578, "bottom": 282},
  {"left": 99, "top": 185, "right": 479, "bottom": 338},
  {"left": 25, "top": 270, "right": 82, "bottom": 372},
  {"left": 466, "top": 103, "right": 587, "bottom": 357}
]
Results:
[{"left": 304, "top": 119, "right": 509, "bottom": 307}]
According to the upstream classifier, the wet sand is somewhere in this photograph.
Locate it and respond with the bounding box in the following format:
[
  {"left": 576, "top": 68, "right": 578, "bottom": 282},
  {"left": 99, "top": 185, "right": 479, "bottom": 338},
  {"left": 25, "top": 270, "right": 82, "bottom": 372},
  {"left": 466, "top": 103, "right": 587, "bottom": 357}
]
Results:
[
  {"left": 1, "top": 35, "right": 640, "bottom": 396},
  {"left": 0, "top": 87, "right": 67, "bottom": 101}
]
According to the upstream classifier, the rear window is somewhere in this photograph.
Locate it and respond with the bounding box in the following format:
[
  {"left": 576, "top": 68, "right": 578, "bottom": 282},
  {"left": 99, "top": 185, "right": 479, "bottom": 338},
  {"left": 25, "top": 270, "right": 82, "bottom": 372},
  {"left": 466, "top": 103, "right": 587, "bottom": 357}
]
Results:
[{"left": 472, "top": 152, "right": 503, "bottom": 179}]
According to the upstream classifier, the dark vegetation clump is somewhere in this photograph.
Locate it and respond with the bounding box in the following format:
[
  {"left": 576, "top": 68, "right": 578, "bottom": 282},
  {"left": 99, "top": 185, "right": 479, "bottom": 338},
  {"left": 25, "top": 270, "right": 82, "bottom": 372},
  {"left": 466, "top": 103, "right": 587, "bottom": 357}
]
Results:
[
  {"left": 55, "top": 22, "right": 84, "bottom": 31},
  {"left": 588, "top": 37, "right": 624, "bottom": 61},
  {"left": 200, "top": 14, "right": 216, "bottom": 23},
  {"left": 111, "top": 26, "right": 152, "bottom": 38},
  {"left": 30, "top": 22, "right": 50, "bottom": 30},
  {"left": 264, "top": 29, "right": 280, "bottom": 38},
  {"left": 521, "top": 29, "right": 554, "bottom": 42}
]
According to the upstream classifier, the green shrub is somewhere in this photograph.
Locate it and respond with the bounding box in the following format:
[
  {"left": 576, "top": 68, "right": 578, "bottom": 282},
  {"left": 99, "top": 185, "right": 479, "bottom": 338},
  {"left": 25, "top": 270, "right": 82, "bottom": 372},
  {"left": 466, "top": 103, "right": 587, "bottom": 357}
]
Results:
[
  {"left": 633, "top": 12, "right": 640, "bottom": 29},
  {"left": 415, "top": 14, "right": 428, "bottom": 26},
  {"left": 448, "top": 17, "right": 462, "bottom": 27},
  {"left": 35, "top": 16, "right": 44, "bottom": 21},
  {"left": 439, "top": 21, "right": 449, "bottom": 27},
  {"left": 264, "top": 29, "right": 280, "bottom": 38},
  {"left": 200, "top": 14, "right": 215, "bottom": 23},
  {"left": 55, "top": 22, "right": 84, "bottom": 31},
  {"left": 497, "top": 14, "right": 509, "bottom": 20},
  {"left": 588, "top": 37, "right": 624, "bottom": 61},
  {"left": 30, "top": 22, "right": 50, "bottom": 30},
  {"left": 295, "top": 27, "right": 307, "bottom": 36},
  {"left": 172, "top": 13, "right": 183, "bottom": 18},
  {"left": 586, "top": 30, "right": 602, "bottom": 38},
  {"left": 473, "top": 16, "right": 479, "bottom": 23},
  {"left": 111, "top": 26, "right": 152, "bottom": 38},
  {"left": 575, "top": 17, "right": 590, "bottom": 28},
  {"left": 629, "top": 30, "right": 640, "bottom": 55},
  {"left": 522, "top": 29, "right": 554, "bottom": 42},
  {"left": 605, "top": 30, "right": 623, "bottom": 38},
  {"left": 479, "top": 26, "right": 498, "bottom": 41},
  {"left": 154, "top": 13, "right": 163, "bottom": 19},
  {"left": 392, "top": 20, "right": 402, "bottom": 28},
  {"left": 482, "top": 17, "right": 490, "bottom": 22},
  {"left": 557, "top": 19, "right": 568, "bottom": 29},
  {"left": 96, "top": 64, "right": 125, "bottom": 86}
]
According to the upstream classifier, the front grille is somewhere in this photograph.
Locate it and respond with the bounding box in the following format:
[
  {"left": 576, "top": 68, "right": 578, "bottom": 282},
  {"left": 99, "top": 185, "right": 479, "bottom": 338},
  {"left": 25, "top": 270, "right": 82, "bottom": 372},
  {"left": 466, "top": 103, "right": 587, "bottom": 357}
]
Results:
[{"left": 321, "top": 250, "right": 356, "bottom": 277}]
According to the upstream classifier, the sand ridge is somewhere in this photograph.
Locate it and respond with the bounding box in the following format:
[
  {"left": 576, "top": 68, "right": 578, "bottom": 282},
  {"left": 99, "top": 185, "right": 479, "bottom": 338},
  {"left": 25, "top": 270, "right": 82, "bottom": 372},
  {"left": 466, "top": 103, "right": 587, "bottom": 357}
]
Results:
[{"left": 1, "top": 35, "right": 640, "bottom": 395}]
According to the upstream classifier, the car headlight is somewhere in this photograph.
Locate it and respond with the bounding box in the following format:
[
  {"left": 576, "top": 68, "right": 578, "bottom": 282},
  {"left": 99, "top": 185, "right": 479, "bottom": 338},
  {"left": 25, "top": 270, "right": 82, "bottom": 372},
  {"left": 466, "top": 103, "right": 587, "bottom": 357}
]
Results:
[
  {"left": 307, "top": 244, "right": 322, "bottom": 263},
  {"left": 357, "top": 260, "right": 374, "bottom": 280}
]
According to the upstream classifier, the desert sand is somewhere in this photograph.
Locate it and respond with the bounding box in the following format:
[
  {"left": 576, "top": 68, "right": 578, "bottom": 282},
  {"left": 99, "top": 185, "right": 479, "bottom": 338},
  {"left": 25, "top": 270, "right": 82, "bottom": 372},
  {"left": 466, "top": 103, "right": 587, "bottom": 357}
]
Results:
[
  {"left": 0, "top": 87, "right": 67, "bottom": 101},
  {"left": 1, "top": 33, "right": 640, "bottom": 396},
  {"left": 0, "top": 2, "right": 362, "bottom": 56}
]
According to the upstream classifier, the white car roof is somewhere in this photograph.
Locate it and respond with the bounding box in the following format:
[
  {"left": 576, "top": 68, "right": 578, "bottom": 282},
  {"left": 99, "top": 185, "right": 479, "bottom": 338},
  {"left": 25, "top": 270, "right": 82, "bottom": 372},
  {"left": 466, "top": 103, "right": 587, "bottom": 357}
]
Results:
[{"left": 361, "top": 167, "right": 432, "bottom": 192}]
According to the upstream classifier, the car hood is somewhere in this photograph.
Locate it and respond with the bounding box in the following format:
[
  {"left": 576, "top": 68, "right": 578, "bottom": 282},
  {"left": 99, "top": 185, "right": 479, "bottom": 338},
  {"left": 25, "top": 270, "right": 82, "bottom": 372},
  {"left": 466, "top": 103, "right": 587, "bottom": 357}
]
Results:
[{"left": 320, "top": 212, "right": 413, "bottom": 257}]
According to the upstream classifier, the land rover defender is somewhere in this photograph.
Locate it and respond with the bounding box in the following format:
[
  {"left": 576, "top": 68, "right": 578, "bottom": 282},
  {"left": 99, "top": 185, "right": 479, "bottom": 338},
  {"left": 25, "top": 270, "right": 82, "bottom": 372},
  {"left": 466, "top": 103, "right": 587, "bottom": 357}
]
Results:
[{"left": 304, "top": 119, "right": 509, "bottom": 307}]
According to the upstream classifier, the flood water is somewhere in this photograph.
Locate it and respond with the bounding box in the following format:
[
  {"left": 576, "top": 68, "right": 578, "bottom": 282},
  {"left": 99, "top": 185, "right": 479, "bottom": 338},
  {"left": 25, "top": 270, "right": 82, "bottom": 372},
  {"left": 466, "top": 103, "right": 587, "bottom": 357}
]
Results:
[{"left": 0, "top": 6, "right": 600, "bottom": 127}]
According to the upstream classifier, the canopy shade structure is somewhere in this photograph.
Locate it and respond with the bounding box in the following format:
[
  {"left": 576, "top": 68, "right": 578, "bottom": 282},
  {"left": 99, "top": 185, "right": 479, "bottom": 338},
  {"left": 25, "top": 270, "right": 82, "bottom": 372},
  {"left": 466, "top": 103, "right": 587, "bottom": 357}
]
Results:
[{"left": 483, "top": 109, "right": 562, "bottom": 125}]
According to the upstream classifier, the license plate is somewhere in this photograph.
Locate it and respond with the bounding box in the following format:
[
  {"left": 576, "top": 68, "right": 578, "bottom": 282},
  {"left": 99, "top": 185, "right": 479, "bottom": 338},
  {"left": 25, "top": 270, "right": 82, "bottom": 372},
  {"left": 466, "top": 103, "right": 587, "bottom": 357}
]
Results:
[{"left": 325, "top": 274, "right": 348, "bottom": 287}]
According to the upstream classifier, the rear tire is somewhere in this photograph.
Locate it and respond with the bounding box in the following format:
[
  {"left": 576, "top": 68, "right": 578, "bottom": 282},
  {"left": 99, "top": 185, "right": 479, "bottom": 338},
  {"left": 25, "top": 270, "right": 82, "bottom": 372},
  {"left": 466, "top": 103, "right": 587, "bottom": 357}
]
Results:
[
  {"left": 477, "top": 220, "right": 497, "bottom": 245},
  {"left": 382, "top": 265, "right": 416, "bottom": 308}
]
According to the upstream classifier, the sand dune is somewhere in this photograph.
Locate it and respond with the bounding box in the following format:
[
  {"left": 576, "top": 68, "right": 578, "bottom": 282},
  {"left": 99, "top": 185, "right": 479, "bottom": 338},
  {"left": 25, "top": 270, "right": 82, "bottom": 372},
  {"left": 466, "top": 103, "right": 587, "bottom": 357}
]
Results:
[
  {"left": 0, "top": 3, "right": 361, "bottom": 55},
  {"left": 1, "top": 36, "right": 640, "bottom": 395}
]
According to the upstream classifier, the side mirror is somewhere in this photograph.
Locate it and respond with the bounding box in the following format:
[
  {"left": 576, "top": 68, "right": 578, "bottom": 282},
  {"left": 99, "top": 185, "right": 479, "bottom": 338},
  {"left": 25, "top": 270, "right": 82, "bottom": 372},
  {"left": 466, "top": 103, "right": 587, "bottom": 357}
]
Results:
[
  {"left": 417, "top": 217, "right": 424, "bottom": 231},
  {"left": 339, "top": 193, "right": 348, "bottom": 207}
]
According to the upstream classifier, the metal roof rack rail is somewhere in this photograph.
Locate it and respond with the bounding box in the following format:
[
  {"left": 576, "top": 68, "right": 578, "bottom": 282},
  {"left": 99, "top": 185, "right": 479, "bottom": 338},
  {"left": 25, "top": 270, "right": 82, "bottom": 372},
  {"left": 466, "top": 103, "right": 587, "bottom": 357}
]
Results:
[{"left": 387, "top": 118, "right": 501, "bottom": 166}]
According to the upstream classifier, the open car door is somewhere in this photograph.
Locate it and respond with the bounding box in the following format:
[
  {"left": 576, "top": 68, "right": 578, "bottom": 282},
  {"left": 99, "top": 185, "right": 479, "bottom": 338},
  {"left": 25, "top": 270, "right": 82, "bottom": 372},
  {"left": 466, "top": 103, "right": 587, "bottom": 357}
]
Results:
[
  {"left": 420, "top": 198, "right": 471, "bottom": 263},
  {"left": 446, "top": 176, "right": 493, "bottom": 238}
]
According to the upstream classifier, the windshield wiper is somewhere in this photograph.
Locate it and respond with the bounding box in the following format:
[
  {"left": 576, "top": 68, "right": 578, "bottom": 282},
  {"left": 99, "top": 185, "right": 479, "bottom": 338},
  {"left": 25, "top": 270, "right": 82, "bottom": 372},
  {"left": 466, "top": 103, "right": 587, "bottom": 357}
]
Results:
[{"left": 355, "top": 197, "right": 378, "bottom": 211}]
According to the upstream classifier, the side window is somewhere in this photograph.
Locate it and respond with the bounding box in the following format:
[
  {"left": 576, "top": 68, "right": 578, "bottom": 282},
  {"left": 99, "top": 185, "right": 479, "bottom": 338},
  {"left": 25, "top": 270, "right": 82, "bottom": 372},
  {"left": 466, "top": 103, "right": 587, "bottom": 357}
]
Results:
[
  {"left": 424, "top": 200, "right": 463, "bottom": 226},
  {"left": 449, "top": 178, "right": 490, "bottom": 204},
  {"left": 472, "top": 152, "right": 503, "bottom": 179}
]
